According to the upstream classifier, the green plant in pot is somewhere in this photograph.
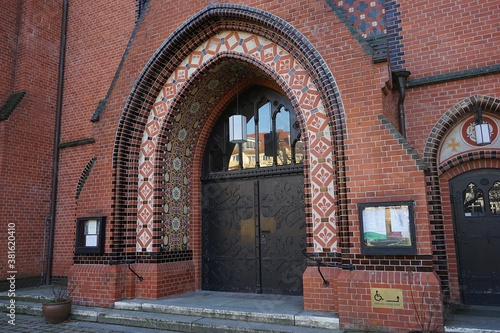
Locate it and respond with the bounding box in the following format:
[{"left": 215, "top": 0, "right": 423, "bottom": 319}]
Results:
[{"left": 42, "top": 282, "right": 77, "bottom": 323}]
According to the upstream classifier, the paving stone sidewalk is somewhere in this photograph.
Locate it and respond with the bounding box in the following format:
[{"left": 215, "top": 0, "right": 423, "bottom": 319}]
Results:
[{"left": 4, "top": 314, "right": 179, "bottom": 333}]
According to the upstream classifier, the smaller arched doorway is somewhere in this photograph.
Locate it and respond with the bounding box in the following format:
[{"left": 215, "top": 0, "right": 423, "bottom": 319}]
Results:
[
  {"left": 428, "top": 97, "right": 500, "bottom": 306},
  {"left": 450, "top": 168, "right": 500, "bottom": 306},
  {"left": 201, "top": 85, "right": 307, "bottom": 295}
]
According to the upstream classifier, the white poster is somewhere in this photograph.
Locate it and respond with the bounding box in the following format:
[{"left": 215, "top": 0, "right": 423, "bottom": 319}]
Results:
[
  {"left": 362, "top": 207, "right": 387, "bottom": 240},
  {"left": 86, "top": 235, "right": 98, "bottom": 247},
  {"left": 390, "top": 206, "right": 410, "bottom": 238}
]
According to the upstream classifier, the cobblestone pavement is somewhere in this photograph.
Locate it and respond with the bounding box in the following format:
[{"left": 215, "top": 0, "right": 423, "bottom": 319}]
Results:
[{"left": 4, "top": 314, "right": 180, "bottom": 333}]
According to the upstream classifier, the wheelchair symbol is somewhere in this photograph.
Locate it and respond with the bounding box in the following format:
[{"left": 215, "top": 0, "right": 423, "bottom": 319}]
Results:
[{"left": 373, "top": 290, "right": 384, "bottom": 302}]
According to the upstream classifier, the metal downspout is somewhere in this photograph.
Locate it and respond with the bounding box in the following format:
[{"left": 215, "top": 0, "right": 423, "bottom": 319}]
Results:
[
  {"left": 46, "top": 0, "right": 68, "bottom": 285},
  {"left": 393, "top": 70, "right": 411, "bottom": 138}
]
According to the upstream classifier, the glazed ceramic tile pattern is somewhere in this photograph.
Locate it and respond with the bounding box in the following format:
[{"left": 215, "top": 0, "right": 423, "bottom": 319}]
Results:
[
  {"left": 137, "top": 31, "right": 337, "bottom": 253},
  {"left": 335, "top": 0, "right": 386, "bottom": 38}
]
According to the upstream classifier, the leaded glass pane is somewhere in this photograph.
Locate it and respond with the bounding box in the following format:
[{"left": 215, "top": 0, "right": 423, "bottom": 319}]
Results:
[
  {"left": 488, "top": 181, "right": 500, "bottom": 215},
  {"left": 463, "top": 182, "right": 484, "bottom": 217}
]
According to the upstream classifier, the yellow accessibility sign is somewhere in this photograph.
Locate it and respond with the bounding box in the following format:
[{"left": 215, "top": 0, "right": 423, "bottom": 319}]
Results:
[{"left": 370, "top": 288, "right": 404, "bottom": 309}]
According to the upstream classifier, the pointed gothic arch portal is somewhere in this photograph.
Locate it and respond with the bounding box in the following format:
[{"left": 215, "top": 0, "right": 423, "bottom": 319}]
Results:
[
  {"left": 115, "top": 5, "right": 347, "bottom": 299},
  {"left": 201, "top": 85, "right": 306, "bottom": 295}
]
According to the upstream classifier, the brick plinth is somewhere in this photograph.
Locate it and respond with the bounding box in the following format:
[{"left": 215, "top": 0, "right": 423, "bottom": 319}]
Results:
[
  {"left": 337, "top": 270, "right": 444, "bottom": 333},
  {"left": 68, "top": 264, "right": 128, "bottom": 308},
  {"left": 303, "top": 266, "right": 341, "bottom": 312},
  {"left": 68, "top": 261, "right": 196, "bottom": 306},
  {"left": 133, "top": 261, "right": 196, "bottom": 299}
]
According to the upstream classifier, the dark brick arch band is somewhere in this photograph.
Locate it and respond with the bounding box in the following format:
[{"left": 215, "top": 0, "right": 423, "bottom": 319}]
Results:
[{"left": 112, "top": 4, "right": 350, "bottom": 258}]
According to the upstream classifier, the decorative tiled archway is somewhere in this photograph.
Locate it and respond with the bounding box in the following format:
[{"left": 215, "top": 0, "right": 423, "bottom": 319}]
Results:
[
  {"left": 138, "top": 30, "right": 337, "bottom": 253},
  {"left": 114, "top": 4, "right": 348, "bottom": 260}
]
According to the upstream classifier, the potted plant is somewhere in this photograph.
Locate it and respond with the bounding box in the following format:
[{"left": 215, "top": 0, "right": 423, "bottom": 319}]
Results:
[{"left": 42, "top": 282, "right": 77, "bottom": 323}]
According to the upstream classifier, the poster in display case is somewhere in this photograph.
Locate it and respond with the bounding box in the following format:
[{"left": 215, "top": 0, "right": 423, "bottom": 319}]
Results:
[
  {"left": 75, "top": 216, "right": 106, "bottom": 254},
  {"left": 358, "top": 201, "right": 416, "bottom": 255}
]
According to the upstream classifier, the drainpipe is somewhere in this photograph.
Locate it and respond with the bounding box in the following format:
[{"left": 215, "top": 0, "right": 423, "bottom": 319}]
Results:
[
  {"left": 46, "top": 0, "right": 68, "bottom": 285},
  {"left": 393, "top": 70, "right": 411, "bottom": 138}
]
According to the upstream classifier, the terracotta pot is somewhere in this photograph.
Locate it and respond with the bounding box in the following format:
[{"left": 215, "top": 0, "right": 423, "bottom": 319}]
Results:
[{"left": 42, "top": 300, "right": 72, "bottom": 323}]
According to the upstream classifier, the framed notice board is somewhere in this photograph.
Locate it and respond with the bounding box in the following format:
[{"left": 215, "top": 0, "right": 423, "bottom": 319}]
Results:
[
  {"left": 75, "top": 216, "right": 106, "bottom": 254},
  {"left": 358, "top": 201, "right": 416, "bottom": 255}
]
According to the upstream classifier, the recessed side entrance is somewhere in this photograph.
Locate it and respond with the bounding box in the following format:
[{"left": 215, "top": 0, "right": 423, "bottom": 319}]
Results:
[
  {"left": 201, "top": 86, "right": 306, "bottom": 295},
  {"left": 450, "top": 168, "right": 500, "bottom": 306}
]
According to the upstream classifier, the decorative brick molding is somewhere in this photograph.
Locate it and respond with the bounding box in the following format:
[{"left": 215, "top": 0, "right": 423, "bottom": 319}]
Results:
[
  {"left": 75, "top": 157, "right": 97, "bottom": 199},
  {"left": 378, "top": 114, "right": 427, "bottom": 171},
  {"left": 385, "top": 0, "right": 406, "bottom": 71},
  {"left": 0, "top": 92, "right": 26, "bottom": 121},
  {"left": 407, "top": 64, "right": 500, "bottom": 88},
  {"left": 324, "top": 0, "right": 387, "bottom": 62},
  {"left": 90, "top": 0, "right": 150, "bottom": 122}
]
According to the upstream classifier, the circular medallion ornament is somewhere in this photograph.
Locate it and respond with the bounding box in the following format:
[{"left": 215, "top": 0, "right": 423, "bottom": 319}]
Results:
[{"left": 462, "top": 115, "right": 498, "bottom": 146}]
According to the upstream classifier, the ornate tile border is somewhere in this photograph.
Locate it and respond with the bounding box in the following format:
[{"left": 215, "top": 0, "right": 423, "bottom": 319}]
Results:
[{"left": 137, "top": 31, "right": 338, "bottom": 252}]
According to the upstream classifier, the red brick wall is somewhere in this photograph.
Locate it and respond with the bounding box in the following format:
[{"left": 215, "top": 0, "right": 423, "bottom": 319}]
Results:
[
  {"left": 397, "top": 0, "right": 500, "bottom": 303},
  {"left": 2, "top": 1, "right": 498, "bottom": 332},
  {"left": 68, "top": 263, "right": 127, "bottom": 308},
  {"left": 0, "top": 0, "right": 62, "bottom": 281},
  {"left": 51, "top": 0, "right": 136, "bottom": 276},
  {"left": 60, "top": 0, "right": 492, "bottom": 311},
  {"left": 133, "top": 262, "right": 196, "bottom": 300},
  {"left": 303, "top": 267, "right": 341, "bottom": 312},
  {"left": 405, "top": 78, "right": 500, "bottom": 157},
  {"left": 69, "top": 261, "right": 195, "bottom": 307},
  {"left": 0, "top": 0, "right": 19, "bottom": 101},
  {"left": 338, "top": 270, "right": 443, "bottom": 333},
  {"left": 398, "top": 0, "right": 499, "bottom": 81}
]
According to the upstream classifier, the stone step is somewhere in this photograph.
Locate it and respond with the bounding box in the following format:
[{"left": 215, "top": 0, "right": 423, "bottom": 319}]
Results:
[
  {"left": 114, "top": 299, "right": 339, "bottom": 329},
  {"left": 0, "top": 299, "right": 340, "bottom": 333}
]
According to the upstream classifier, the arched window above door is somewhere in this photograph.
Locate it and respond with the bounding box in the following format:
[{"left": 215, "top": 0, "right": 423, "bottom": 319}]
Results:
[
  {"left": 461, "top": 179, "right": 500, "bottom": 217},
  {"left": 488, "top": 181, "right": 500, "bottom": 215},
  {"left": 463, "top": 182, "right": 484, "bottom": 216},
  {"left": 203, "top": 86, "right": 303, "bottom": 177}
]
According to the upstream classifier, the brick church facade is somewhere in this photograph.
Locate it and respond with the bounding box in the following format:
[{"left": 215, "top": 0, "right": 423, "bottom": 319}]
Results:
[{"left": 1, "top": 1, "right": 499, "bottom": 332}]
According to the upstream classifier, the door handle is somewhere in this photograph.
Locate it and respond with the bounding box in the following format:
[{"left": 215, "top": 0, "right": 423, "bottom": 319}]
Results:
[{"left": 261, "top": 230, "right": 271, "bottom": 244}]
